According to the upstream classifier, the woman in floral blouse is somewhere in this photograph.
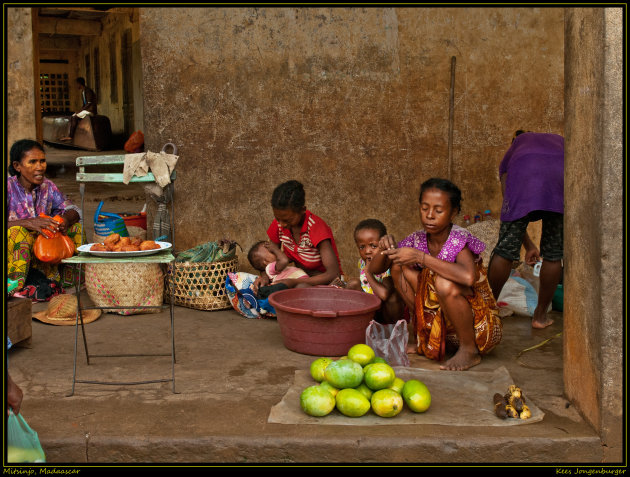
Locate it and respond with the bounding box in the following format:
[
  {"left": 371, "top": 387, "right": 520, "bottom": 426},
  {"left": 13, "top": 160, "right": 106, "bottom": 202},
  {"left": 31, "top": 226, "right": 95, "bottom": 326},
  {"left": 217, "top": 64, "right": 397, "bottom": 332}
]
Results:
[{"left": 7, "top": 139, "right": 82, "bottom": 295}]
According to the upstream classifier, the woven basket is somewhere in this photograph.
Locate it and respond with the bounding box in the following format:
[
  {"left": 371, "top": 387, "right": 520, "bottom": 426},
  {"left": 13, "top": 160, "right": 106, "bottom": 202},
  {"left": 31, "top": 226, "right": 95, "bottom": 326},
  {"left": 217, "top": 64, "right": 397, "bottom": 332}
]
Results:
[
  {"left": 85, "top": 263, "right": 164, "bottom": 315},
  {"left": 167, "top": 258, "right": 238, "bottom": 311}
]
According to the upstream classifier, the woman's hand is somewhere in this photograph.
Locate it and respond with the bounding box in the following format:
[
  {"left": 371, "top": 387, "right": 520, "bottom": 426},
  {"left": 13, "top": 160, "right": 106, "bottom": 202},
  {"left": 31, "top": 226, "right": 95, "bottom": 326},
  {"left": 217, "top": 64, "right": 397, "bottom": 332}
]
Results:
[
  {"left": 7, "top": 373, "right": 23, "bottom": 416},
  {"left": 12, "top": 216, "right": 60, "bottom": 236},
  {"left": 57, "top": 215, "right": 70, "bottom": 234},
  {"left": 59, "top": 209, "right": 80, "bottom": 234},
  {"left": 382, "top": 247, "right": 423, "bottom": 267},
  {"left": 524, "top": 247, "right": 541, "bottom": 265},
  {"left": 275, "top": 278, "right": 300, "bottom": 288},
  {"left": 369, "top": 235, "right": 397, "bottom": 276},
  {"left": 378, "top": 234, "right": 397, "bottom": 251},
  {"left": 252, "top": 273, "right": 271, "bottom": 294}
]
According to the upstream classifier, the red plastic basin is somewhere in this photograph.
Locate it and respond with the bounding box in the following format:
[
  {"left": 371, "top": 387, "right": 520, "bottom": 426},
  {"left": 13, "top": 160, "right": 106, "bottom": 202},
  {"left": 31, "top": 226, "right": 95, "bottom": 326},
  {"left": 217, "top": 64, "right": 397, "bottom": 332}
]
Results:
[{"left": 268, "top": 286, "right": 381, "bottom": 357}]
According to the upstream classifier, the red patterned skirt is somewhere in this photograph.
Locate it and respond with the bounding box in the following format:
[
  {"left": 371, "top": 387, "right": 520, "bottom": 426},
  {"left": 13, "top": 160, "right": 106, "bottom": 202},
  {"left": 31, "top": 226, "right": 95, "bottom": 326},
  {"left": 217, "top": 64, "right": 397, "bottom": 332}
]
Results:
[{"left": 414, "top": 261, "right": 503, "bottom": 361}]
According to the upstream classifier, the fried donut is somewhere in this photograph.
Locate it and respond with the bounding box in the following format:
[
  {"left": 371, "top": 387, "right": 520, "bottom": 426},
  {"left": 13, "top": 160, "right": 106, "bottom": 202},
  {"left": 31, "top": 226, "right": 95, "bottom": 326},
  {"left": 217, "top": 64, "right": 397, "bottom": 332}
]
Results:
[
  {"left": 121, "top": 244, "right": 141, "bottom": 252},
  {"left": 140, "top": 240, "right": 160, "bottom": 250},
  {"left": 111, "top": 241, "right": 125, "bottom": 251},
  {"left": 118, "top": 236, "right": 131, "bottom": 246},
  {"left": 104, "top": 233, "right": 120, "bottom": 246},
  {"left": 91, "top": 243, "right": 108, "bottom": 251},
  {"left": 130, "top": 236, "right": 143, "bottom": 246}
]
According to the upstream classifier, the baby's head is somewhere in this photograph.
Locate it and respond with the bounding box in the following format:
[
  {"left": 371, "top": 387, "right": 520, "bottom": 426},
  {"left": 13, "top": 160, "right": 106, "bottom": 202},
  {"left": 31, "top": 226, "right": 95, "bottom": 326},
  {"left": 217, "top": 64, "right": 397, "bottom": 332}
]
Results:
[
  {"left": 247, "top": 241, "right": 274, "bottom": 272},
  {"left": 354, "top": 219, "right": 387, "bottom": 263}
]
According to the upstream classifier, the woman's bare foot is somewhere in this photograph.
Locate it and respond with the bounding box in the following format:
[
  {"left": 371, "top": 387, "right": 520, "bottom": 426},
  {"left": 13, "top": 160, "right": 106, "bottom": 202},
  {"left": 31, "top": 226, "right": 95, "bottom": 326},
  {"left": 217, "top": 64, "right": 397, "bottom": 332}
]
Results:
[
  {"left": 439, "top": 347, "right": 481, "bottom": 371},
  {"left": 531, "top": 310, "right": 554, "bottom": 329},
  {"left": 406, "top": 343, "right": 418, "bottom": 354}
]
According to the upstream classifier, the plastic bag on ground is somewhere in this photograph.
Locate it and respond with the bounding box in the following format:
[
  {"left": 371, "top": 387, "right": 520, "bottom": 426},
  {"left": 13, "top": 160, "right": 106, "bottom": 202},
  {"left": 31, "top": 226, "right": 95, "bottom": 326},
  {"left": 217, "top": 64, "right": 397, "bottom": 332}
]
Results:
[
  {"left": 365, "top": 319, "right": 410, "bottom": 367},
  {"left": 7, "top": 410, "right": 46, "bottom": 463}
]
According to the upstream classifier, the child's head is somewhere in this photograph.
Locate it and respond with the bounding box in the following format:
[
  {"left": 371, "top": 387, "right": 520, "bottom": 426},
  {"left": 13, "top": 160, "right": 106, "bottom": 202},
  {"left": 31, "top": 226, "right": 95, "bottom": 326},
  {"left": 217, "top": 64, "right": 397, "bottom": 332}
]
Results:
[
  {"left": 247, "top": 241, "right": 275, "bottom": 272},
  {"left": 271, "top": 180, "right": 306, "bottom": 229},
  {"left": 354, "top": 219, "right": 387, "bottom": 263},
  {"left": 418, "top": 178, "right": 461, "bottom": 232}
]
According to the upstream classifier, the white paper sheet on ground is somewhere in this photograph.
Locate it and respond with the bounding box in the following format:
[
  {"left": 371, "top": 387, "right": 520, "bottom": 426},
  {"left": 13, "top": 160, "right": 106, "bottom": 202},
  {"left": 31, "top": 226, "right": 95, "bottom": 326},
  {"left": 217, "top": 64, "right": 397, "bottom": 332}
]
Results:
[{"left": 268, "top": 365, "right": 544, "bottom": 426}]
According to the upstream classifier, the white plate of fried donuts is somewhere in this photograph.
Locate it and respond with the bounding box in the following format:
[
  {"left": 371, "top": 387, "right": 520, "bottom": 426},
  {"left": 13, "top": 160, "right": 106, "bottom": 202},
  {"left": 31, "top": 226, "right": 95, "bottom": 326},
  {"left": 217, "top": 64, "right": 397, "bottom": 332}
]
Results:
[{"left": 78, "top": 233, "right": 172, "bottom": 257}]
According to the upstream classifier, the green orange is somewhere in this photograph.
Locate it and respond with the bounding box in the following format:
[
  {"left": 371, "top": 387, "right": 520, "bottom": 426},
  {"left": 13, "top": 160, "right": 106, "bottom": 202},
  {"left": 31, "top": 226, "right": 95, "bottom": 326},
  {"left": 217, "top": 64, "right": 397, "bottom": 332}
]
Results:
[
  {"left": 319, "top": 380, "right": 339, "bottom": 397},
  {"left": 354, "top": 382, "right": 374, "bottom": 400},
  {"left": 388, "top": 377, "right": 405, "bottom": 394},
  {"left": 335, "top": 388, "right": 371, "bottom": 417},
  {"left": 347, "top": 344, "right": 375, "bottom": 366},
  {"left": 363, "top": 362, "right": 396, "bottom": 390},
  {"left": 371, "top": 389, "right": 404, "bottom": 418},
  {"left": 300, "top": 385, "right": 336, "bottom": 417},
  {"left": 310, "top": 357, "right": 333, "bottom": 382},
  {"left": 324, "top": 358, "right": 364, "bottom": 389},
  {"left": 402, "top": 379, "right": 431, "bottom": 413}
]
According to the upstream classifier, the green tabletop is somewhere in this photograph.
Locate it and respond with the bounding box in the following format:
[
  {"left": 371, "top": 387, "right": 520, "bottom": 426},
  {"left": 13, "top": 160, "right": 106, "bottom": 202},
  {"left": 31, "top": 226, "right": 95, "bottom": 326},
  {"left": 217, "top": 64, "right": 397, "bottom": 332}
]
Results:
[{"left": 62, "top": 250, "right": 175, "bottom": 264}]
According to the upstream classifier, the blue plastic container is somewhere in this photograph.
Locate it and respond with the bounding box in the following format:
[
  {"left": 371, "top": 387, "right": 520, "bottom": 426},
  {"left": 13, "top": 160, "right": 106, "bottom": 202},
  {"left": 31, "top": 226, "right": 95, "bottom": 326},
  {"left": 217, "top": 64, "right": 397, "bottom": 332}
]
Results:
[{"left": 93, "top": 201, "right": 129, "bottom": 237}]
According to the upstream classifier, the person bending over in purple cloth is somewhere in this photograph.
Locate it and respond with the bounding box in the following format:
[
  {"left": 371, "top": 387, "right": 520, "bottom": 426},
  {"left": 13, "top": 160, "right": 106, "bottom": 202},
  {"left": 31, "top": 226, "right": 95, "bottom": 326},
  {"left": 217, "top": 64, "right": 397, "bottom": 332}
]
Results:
[{"left": 487, "top": 130, "right": 564, "bottom": 329}]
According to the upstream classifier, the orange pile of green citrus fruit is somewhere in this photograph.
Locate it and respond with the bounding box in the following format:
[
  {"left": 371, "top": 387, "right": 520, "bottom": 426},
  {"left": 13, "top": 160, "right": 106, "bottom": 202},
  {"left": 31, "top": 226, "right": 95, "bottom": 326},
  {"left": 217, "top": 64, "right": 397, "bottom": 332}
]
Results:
[{"left": 299, "top": 343, "right": 431, "bottom": 418}]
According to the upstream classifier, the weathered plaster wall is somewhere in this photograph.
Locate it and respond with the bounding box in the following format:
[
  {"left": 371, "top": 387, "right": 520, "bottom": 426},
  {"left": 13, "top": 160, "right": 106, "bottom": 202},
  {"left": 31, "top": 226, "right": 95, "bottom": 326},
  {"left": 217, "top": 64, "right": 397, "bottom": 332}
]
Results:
[
  {"left": 564, "top": 8, "right": 623, "bottom": 461},
  {"left": 140, "top": 7, "right": 564, "bottom": 278},
  {"left": 6, "top": 8, "right": 37, "bottom": 158}
]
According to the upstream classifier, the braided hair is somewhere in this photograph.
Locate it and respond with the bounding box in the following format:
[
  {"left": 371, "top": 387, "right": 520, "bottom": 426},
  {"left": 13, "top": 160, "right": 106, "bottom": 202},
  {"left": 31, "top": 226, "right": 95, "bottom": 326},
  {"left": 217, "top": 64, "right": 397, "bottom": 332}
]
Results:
[{"left": 271, "top": 180, "right": 305, "bottom": 211}]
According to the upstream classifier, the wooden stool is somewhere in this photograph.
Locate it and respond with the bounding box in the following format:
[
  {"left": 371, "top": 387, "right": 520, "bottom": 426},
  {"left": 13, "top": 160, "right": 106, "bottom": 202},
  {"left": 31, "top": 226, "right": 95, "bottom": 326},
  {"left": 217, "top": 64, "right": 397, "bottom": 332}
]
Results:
[{"left": 8, "top": 297, "right": 32, "bottom": 348}]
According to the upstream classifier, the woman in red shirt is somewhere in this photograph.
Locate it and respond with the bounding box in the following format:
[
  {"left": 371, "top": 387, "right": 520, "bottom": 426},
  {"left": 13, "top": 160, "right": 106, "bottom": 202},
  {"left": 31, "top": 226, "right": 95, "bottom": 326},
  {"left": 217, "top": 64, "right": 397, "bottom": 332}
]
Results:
[{"left": 254, "top": 180, "right": 343, "bottom": 291}]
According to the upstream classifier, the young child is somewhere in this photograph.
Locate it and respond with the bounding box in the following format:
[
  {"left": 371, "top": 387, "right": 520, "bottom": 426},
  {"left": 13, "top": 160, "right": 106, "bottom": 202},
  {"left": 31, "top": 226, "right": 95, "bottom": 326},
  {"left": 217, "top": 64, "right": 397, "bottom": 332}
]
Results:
[
  {"left": 253, "top": 180, "right": 343, "bottom": 292},
  {"left": 345, "top": 219, "right": 403, "bottom": 324},
  {"left": 369, "top": 178, "right": 502, "bottom": 371},
  {"left": 247, "top": 240, "right": 308, "bottom": 283}
]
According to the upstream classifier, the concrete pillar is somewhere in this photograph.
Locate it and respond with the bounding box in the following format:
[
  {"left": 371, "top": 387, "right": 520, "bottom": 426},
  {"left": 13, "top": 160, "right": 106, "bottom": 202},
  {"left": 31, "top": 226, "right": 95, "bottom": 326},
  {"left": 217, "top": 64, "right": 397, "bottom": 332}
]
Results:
[
  {"left": 6, "top": 7, "right": 39, "bottom": 158},
  {"left": 563, "top": 8, "right": 623, "bottom": 462}
]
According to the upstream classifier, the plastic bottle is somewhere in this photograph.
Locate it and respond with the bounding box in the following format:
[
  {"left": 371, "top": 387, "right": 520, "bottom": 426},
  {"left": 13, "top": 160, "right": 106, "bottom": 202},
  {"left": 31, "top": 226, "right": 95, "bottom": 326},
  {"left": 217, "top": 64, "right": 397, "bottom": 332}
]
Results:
[
  {"left": 463, "top": 215, "right": 470, "bottom": 226},
  {"left": 474, "top": 213, "right": 481, "bottom": 223},
  {"left": 484, "top": 209, "right": 492, "bottom": 220}
]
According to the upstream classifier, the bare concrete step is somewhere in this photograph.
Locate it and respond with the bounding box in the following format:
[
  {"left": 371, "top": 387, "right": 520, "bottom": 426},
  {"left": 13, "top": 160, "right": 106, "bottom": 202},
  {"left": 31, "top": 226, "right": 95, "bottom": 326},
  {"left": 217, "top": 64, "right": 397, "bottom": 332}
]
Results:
[{"left": 10, "top": 299, "right": 603, "bottom": 465}]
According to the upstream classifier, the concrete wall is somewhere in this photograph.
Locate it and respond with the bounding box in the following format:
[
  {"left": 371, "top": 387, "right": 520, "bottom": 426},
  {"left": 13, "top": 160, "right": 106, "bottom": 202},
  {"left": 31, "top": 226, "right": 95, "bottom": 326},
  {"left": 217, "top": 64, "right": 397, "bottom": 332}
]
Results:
[
  {"left": 564, "top": 8, "right": 623, "bottom": 462},
  {"left": 139, "top": 7, "right": 564, "bottom": 278},
  {"left": 6, "top": 8, "right": 38, "bottom": 157}
]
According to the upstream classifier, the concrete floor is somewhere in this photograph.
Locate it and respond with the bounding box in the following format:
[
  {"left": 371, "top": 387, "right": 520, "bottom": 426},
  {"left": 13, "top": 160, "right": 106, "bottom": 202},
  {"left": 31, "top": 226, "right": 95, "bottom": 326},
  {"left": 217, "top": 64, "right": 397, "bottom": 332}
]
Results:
[{"left": 5, "top": 144, "right": 604, "bottom": 465}]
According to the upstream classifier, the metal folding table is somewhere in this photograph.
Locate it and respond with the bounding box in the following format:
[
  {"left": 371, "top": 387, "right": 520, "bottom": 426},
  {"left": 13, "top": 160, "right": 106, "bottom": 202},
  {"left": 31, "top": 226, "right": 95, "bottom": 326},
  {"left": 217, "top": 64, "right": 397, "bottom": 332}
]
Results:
[{"left": 61, "top": 145, "right": 178, "bottom": 396}]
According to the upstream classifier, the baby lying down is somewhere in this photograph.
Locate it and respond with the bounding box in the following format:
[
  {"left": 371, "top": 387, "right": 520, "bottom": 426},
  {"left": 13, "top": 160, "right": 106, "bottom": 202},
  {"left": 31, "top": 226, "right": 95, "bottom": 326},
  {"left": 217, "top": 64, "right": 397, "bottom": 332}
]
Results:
[{"left": 245, "top": 240, "right": 308, "bottom": 313}]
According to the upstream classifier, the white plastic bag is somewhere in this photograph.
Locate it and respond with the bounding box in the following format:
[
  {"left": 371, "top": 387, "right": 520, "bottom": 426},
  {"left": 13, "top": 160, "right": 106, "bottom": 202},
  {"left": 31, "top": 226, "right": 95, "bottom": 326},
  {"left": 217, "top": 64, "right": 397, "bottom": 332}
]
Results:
[
  {"left": 365, "top": 319, "right": 410, "bottom": 367},
  {"left": 497, "top": 273, "right": 550, "bottom": 317}
]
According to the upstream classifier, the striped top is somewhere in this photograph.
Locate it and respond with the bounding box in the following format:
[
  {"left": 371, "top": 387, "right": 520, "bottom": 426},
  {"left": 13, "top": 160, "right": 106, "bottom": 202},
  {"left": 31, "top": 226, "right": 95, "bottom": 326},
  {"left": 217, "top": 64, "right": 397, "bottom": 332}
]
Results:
[{"left": 267, "top": 210, "right": 343, "bottom": 274}]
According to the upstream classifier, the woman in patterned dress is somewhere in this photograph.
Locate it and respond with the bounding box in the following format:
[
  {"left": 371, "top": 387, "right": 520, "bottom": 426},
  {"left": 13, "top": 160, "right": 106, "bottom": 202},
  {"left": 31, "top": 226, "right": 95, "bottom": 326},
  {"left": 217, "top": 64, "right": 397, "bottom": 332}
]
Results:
[
  {"left": 369, "top": 178, "right": 502, "bottom": 371},
  {"left": 7, "top": 139, "right": 82, "bottom": 295}
]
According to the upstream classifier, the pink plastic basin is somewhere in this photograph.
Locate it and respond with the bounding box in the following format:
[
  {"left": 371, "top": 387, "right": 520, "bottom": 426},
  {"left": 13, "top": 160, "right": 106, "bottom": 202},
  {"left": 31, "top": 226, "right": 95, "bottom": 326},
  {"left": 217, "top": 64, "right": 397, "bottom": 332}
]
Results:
[{"left": 268, "top": 286, "right": 381, "bottom": 356}]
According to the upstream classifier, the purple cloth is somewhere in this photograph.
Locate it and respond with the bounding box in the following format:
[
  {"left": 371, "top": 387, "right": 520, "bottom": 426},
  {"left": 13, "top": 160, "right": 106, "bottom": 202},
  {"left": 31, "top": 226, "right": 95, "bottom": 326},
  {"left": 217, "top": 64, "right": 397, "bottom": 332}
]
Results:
[
  {"left": 397, "top": 224, "right": 485, "bottom": 264},
  {"left": 499, "top": 132, "right": 564, "bottom": 222},
  {"left": 7, "top": 175, "right": 79, "bottom": 221}
]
